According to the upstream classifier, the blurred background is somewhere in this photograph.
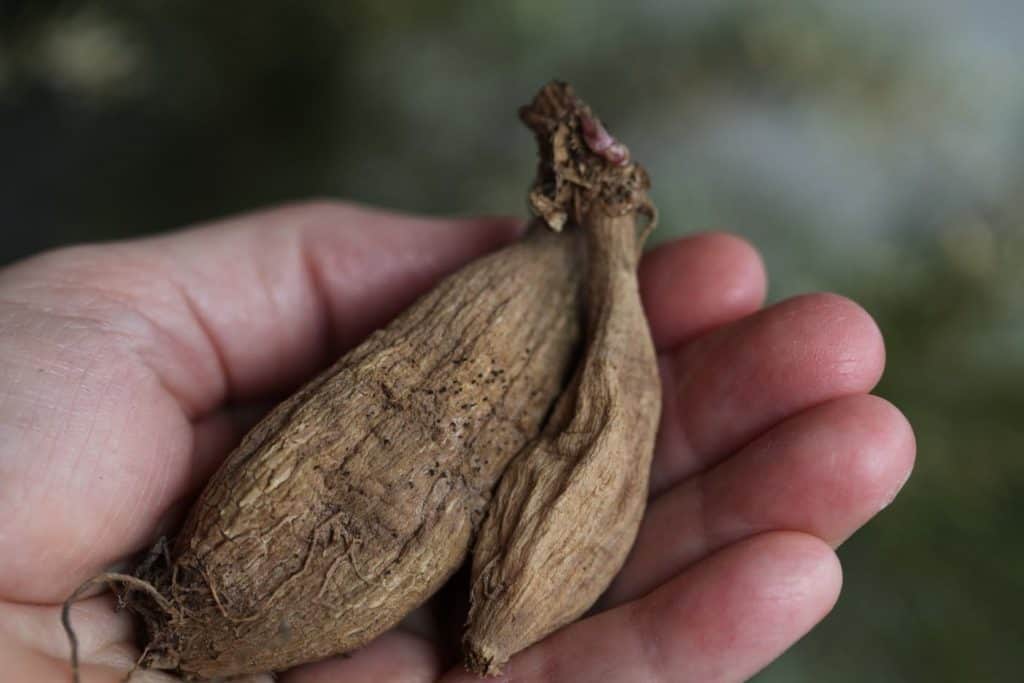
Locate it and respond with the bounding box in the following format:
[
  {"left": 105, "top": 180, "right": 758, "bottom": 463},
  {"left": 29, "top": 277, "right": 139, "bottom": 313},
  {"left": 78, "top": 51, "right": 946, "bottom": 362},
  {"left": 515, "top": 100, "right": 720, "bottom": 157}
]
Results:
[{"left": 1, "top": 1, "right": 1021, "bottom": 680}]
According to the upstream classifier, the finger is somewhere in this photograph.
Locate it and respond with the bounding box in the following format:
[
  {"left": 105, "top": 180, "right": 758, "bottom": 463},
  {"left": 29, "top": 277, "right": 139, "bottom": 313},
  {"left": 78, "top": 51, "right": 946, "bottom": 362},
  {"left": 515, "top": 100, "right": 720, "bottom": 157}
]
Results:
[
  {"left": 441, "top": 532, "right": 841, "bottom": 683},
  {"left": 650, "top": 292, "right": 886, "bottom": 496},
  {"left": 606, "top": 394, "right": 914, "bottom": 606},
  {"left": 639, "top": 232, "right": 766, "bottom": 351},
  {"left": 0, "top": 200, "right": 523, "bottom": 415},
  {"left": 281, "top": 630, "right": 441, "bottom": 683}
]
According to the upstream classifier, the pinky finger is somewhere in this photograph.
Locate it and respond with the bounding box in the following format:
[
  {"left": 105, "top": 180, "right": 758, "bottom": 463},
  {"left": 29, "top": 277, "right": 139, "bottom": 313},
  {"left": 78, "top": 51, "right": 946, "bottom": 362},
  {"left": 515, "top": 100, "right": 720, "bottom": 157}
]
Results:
[{"left": 441, "top": 531, "right": 841, "bottom": 683}]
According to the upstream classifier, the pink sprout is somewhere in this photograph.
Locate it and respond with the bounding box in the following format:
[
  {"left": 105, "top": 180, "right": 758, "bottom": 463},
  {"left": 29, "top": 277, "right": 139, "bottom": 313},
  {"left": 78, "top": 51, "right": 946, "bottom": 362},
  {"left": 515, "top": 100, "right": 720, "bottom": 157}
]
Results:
[{"left": 580, "top": 113, "right": 630, "bottom": 166}]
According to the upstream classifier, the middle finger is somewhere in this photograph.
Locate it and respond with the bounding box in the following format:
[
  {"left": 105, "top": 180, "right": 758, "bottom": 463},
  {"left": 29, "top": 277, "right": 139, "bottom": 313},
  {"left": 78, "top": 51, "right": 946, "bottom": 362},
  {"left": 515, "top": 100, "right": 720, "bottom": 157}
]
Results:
[{"left": 650, "top": 292, "right": 886, "bottom": 497}]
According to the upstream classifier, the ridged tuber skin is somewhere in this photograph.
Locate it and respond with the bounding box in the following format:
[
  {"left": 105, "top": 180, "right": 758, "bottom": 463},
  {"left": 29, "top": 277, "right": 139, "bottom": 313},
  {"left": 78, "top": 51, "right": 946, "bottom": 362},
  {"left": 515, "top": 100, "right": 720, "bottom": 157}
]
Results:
[
  {"left": 464, "top": 82, "right": 661, "bottom": 675},
  {"left": 122, "top": 226, "right": 582, "bottom": 678}
]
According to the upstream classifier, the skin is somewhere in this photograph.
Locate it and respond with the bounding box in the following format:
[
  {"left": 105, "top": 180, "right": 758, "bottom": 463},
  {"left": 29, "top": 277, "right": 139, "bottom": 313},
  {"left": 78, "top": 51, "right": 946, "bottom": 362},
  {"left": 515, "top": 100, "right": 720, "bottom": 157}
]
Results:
[{"left": 0, "top": 200, "right": 915, "bottom": 683}]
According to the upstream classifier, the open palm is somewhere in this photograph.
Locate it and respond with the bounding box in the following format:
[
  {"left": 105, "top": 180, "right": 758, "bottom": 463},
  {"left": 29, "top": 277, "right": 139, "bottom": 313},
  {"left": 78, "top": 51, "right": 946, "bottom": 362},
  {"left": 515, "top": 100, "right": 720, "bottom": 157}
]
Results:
[{"left": 0, "top": 202, "right": 914, "bottom": 682}]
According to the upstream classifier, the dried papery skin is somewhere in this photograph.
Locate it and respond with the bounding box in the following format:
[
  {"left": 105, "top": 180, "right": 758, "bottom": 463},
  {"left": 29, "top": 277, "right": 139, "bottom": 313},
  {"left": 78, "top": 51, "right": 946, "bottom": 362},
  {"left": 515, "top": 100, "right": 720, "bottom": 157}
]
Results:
[
  {"left": 464, "top": 82, "right": 661, "bottom": 675},
  {"left": 121, "top": 226, "right": 582, "bottom": 678}
]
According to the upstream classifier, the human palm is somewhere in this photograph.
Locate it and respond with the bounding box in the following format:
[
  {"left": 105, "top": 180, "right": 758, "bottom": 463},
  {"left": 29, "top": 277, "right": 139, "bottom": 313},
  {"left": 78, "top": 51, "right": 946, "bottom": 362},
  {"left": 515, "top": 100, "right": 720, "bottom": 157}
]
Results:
[{"left": 0, "top": 202, "right": 914, "bottom": 682}]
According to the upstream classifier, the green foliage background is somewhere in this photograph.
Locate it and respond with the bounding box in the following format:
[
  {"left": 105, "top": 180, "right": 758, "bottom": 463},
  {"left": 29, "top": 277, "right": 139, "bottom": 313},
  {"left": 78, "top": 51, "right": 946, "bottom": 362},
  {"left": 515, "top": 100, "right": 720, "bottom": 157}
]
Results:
[{"left": 2, "top": 2, "right": 1021, "bottom": 680}]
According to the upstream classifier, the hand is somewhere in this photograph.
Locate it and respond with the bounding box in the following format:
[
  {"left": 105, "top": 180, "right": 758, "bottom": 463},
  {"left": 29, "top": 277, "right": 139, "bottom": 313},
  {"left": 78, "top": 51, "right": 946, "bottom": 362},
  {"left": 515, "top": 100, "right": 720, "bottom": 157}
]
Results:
[{"left": 0, "top": 201, "right": 914, "bottom": 682}]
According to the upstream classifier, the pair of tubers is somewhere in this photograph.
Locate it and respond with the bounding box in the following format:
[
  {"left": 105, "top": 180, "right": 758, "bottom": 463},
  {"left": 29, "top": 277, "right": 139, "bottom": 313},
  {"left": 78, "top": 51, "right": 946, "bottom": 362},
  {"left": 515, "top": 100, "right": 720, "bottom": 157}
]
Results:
[{"left": 64, "top": 81, "right": 661, "bottom": 680}]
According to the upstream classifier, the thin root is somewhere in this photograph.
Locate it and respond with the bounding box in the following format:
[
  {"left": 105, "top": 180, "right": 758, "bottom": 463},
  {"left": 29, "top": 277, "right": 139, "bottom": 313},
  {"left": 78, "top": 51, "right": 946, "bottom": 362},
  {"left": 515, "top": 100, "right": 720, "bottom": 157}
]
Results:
[{"left": 61, "top": 572, "right": 173, "bottom": 683}]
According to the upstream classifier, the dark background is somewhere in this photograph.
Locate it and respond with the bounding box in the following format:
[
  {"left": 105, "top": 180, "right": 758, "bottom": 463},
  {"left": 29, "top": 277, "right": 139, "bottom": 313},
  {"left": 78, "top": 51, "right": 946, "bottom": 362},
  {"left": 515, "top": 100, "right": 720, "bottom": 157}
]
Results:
[{"left": 2, "top": 2, "right": 1022, "bottom": 680}]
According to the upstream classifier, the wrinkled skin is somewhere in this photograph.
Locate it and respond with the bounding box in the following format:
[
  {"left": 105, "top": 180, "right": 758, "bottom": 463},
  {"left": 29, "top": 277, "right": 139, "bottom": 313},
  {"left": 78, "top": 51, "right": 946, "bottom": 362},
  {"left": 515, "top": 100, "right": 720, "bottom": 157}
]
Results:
[{"left": 0, "top": 201, "right": 914, "bottom": 682}]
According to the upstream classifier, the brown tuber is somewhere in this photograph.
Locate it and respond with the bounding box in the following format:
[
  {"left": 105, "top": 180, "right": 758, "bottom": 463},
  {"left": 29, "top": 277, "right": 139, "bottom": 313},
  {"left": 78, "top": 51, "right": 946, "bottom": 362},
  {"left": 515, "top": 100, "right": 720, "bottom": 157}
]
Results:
[
  {"left": 62, "top": 80, "right": 660, "bottom": 681},
  {"left": 463, "top": 82, "right": 660, "bottom": 674}
]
